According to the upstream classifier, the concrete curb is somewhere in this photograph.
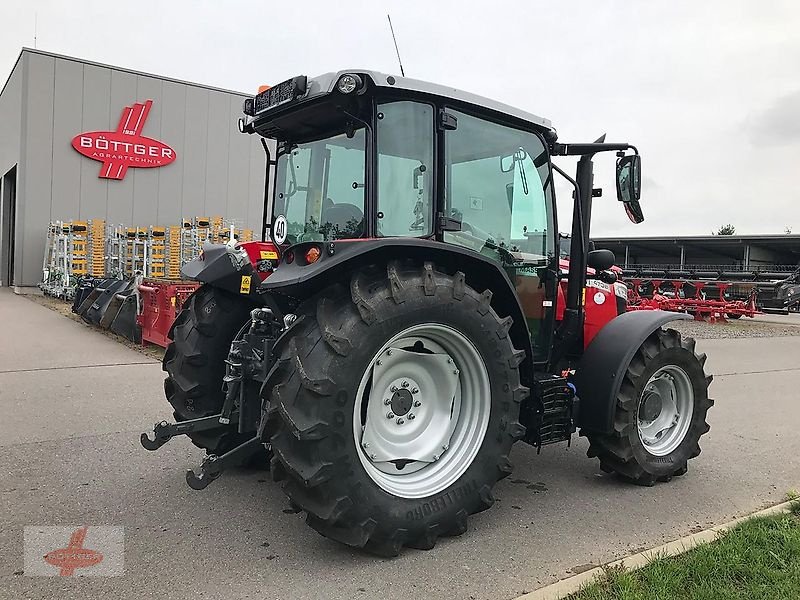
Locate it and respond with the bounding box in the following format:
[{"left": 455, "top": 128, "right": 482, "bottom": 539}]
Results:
[{"left": 515, "top": 499, "right": 797, "bottom": 600}]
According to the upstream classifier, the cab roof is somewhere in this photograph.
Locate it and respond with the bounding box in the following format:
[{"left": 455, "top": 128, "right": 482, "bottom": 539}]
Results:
[{"left": 308, "top": 69, "right": 554, "bottom": 132}]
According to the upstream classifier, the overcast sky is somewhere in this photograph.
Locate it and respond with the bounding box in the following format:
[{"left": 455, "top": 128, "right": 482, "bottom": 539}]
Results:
[{"left": 1, "top": 0, "right": 798, "bottom": 236}]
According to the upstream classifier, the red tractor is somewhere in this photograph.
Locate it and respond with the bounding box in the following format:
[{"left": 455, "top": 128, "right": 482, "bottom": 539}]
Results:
[{"left": 142, "top": 71, "right": 713, "bottom": 556}]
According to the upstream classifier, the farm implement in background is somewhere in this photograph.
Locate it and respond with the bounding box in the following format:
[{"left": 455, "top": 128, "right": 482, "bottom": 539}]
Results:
[
  {"left": 626, "top": 277, "right": 759, "bottom": 322},
  {"left": 622, "top": 264, "right": 800, "bottom": 319}
]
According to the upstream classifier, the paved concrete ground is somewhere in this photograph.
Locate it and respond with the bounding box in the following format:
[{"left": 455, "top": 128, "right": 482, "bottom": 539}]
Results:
[{"left": 2, "top": 289, "right": 798, "bottom": 600}]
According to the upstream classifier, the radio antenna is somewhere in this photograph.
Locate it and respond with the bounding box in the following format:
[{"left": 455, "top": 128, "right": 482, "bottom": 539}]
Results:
[{"left": 387, "top": 14, "right": 405, "bottom": 77}]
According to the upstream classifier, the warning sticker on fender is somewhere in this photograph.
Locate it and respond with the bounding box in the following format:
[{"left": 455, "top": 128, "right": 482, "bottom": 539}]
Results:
[
  {"left": 240, "top": 275, "right": 252, "bottom": 294},
  {"left": 586, "top": 279, "right": 611, "bottom": 292},
  {"left": 260, "top": 250, "right": 278, "bottom": 260}
]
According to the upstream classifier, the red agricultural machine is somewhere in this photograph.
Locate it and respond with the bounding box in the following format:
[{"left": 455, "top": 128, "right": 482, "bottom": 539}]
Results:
[
  {"left": 141, "top": 70, "right": 713, "bottom": 555},
  {"left": 622, "top": 265, "right": 800, "bottom": 319},
  {"left": 626, "top": 278, "right": 759, "bottom": 322}
]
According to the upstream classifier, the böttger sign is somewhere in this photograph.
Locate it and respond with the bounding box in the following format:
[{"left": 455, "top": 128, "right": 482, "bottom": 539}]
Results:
[{"left": 71, "top": 99, "right": 176, "bottom": 180}]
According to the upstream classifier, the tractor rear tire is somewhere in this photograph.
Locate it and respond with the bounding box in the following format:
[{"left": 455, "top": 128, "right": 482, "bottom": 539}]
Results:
[
  {"left": 584, "top": 328, "right": 713, "bottom": 486},
  {"left": 163, "top": 285, "right": 255, "bottom": 454},
  {"left": 262, "top": 262, "right": 528, "bottom": 556}
]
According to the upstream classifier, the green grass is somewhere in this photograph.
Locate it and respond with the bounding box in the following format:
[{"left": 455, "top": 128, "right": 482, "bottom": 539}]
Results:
[{"left": 568, "top": 504, "right": 800, "bottom": 600}]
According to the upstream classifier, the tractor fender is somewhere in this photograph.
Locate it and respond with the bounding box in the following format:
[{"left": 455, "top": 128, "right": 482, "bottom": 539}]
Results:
[
  {"left": 573, "top": 309, "right": 691, "bottom": 434},
  {"left": 262, "top": 238, "right": 534, "bottom": 383},
  {"left": 181, "top": 242, "right": 262, "bottom": 299}
]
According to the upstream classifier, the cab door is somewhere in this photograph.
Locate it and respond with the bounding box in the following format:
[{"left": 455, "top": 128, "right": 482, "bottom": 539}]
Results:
[{"left": 441, "top": 110, "right": 557, "bottom": 363}]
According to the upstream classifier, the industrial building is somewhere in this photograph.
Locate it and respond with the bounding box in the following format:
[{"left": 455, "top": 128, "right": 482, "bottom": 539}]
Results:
[
  {"left": 594, "top": 234, "right": 800, "bottom": 273},
  {"left": 1, "top": 47, "right": 795, "bottom": 292},
  {"left": 0, "top": 48, "right": 266, "bottom": 291}
]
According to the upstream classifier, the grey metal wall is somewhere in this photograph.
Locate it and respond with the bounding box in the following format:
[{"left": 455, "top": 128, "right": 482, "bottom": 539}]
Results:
[
  {"left": 0, "top": 56, "right": 22, "bottom": 177},
  {"left": 0, "top": 54, "right": 23, "bottom": 286},
  {"left": 3, "top": 49, "right": 266, "bottom": 287}
]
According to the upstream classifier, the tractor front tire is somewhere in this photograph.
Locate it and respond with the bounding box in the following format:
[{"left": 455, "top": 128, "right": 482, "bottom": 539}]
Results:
[
  {"left": 163, "top": 285, "right": 255, "bottom": 454},
  {"left": 263, "top": 262, "right": 528, "bottom": 556},
  {"left": 584, "top": 328, "right": 713, "bottom": 486}
]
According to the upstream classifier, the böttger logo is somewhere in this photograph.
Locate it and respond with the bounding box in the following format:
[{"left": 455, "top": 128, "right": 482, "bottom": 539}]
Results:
[{"left": 72, "top": 100, "right": 176, "bottom": 180}]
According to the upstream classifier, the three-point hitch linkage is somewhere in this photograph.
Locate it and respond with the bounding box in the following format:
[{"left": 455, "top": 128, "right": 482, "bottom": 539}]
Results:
[{"left": 141, "top": 306, "right": 283, "bottom": 488}]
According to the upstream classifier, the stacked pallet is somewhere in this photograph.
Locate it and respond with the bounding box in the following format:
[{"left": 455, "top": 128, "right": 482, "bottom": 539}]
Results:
[
  {"left": 70, "top": 221, "right": 88, "bottom": 277},
  {"left": 167, "top": 225, "right": 182, "bottom": 280},
  {"left": 40, "top": 221, "right": 91, "bottom": 298},
  {"left": 41, "top": 215, "right": 253, "bottom": 298},
  {"left": 149, "top": 227, "right": 166, "bottom": 279},
  {"left": 88, "top": 219, "right": 106, "bottom": 276}
]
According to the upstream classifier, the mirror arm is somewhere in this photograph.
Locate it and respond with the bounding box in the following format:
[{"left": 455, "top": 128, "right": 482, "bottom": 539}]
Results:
[{"left": 552, "top": 142, "right": 635, "bottom": 156}]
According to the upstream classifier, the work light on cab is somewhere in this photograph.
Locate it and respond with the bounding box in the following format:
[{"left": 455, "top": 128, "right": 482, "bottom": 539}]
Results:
[
  {"left": 336, "top": 73, "right": 363, "bottom": 94},
  {"left": 242, "top": 98, "right": 255, "bottom": 117}
]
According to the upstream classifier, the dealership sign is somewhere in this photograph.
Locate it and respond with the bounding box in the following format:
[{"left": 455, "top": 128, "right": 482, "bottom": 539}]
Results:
[{"left": 71, "top": 100, "right": 176, "bottom": 180}]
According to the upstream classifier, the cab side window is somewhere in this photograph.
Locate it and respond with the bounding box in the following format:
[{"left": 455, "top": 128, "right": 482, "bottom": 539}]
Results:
[
  {"left": 443, "top": 111, "right": 552, "bottom": 263},
  {"left": 376, "top": 101, "right": 435, "bottom": 237}
]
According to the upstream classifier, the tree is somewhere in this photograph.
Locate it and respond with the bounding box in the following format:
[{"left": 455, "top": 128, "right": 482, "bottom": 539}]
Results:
[{"left": 714, "top": 224, "right": 736, "bottom": 235}]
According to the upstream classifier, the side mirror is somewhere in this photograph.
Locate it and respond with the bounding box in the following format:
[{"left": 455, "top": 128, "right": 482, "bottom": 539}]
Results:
[
  {"left": 500, "top": 148, "right": 527, "bottom": 173},
  {"left": 587, "top": 249, "right": 616, "bottom": 271},
  {"left": 616, "top": 154, "right": 644, "bottom": 224}
]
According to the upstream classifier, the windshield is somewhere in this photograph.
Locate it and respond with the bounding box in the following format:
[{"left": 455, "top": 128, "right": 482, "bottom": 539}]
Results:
[{"left": 274, "top": 128, "right": 366, "bottom": 243}]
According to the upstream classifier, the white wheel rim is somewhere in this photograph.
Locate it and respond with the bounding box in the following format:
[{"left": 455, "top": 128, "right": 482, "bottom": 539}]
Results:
[
  {"left": 353, "top": 323, "right": 491, "bottom": 499},
  {"left": 637, "top": 365, "right": 694, "bottom": 456}
]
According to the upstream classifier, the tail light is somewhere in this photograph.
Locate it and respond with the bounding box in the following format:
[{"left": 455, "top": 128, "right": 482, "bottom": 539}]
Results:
[{"left": 305, "top": 246, "right": 321, "bottom": 264}]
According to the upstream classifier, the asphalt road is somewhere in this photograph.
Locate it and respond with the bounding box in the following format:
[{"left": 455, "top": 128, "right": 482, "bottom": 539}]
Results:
[{"left": 2, "top": 290, "right": 798, "bottom": 599}]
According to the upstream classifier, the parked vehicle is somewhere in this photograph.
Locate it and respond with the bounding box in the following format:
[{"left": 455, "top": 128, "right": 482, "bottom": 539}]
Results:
[{"left": 142, "top": 70, "right": 713, "bottom": 555}]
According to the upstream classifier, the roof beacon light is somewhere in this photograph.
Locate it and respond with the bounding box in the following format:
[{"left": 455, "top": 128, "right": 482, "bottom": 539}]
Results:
[{"left": 336, "top": 73, "right": 363, "bottom": 95}]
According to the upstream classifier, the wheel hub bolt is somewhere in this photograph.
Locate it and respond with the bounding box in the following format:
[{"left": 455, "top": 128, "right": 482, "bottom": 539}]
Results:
[
  {"left": 396, "top": 418, "right": 404, "bottom": 425},
  {"left": 387, "top": 349, "right": 393, "bottom": 356},
  {"left": 387, "top": 412, "right": 395, "bottom": 419},
  {"left": 413, "top": 400, "right": 421, "bottom": 407},
  {"left": 446, "top": 358, "right": 452, "bottom": 364},
  {"left": 370, "top": 453, "right": 377, "bottom": 460},
  {"left": 408, "top": 413, "right": 415, "bottom": 420},
  {"left": 362, "top": 442, "right": 369, "bottom": 448},
  {"left": 432, "top": 454, "right": 440, "bottom": 461},
  {"left": 411, "top": 387, "right": 419, "bottom": 394},
  {"left": 442, "top": 444, "right": 449, "bottom": 451},
  {"left": 376, "top": 359, "right": 382, "bottom": 366},
  {"left": 453, "top": 369, "right": 459, "bottom": 375},
  {"left": 390, "top": 385, "right": 398, "bottom": 392},
  {"left": 384, "top": 398, "right": 391, "bottom": 405},
  {"left": 402, "top": 381, "right": 409, "bottom": 388}
]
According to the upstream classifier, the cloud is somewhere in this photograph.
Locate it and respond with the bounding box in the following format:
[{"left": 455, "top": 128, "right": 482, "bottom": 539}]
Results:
[
  {"left": 642, "top": 176, "right": 660, "bottom": 191},
  {"left": 1, "top": 0, "right": 799, "bottom": 235},
  {"left": 747, "top": 90, "right": 800, "bottom": 145}
]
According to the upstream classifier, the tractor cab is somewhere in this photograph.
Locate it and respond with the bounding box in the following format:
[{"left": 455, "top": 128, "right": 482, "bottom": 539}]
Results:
[{"left": 240, "top": 70, "right": 641, "bottom": 365}]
